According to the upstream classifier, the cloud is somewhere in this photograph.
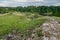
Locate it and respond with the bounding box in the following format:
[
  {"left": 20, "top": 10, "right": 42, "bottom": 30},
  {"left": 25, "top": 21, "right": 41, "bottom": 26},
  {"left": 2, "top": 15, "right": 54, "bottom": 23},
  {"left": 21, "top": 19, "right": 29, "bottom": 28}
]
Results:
[
  {"left": 35, "top": 0, "right": 44, "bottom": 2},
  {"left": 13, "top": 0, "right": 28, "bottom": 2},
  {"left": 54, "top": 3, "right": 60, "bottom": 6},
  {"left": 0, "top": 0, "right": 60, "bottom": 7},
  {"left": 12, "top": 0, "right": 44, "bottom": 2},
  {"left": 0, "top": 3, "right": 7, "bottom": 6},
  {"left": 0, "top": 1, "right": 9, "bottom": 6},
  {"left": 0, "top": 0, "right": 17, "bottom": 7}
]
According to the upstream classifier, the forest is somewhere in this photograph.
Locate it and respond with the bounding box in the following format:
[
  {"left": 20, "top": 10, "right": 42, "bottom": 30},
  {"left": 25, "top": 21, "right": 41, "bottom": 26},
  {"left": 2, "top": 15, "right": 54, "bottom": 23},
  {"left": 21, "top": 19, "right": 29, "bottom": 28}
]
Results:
[{"left": 0, "top": 6, "right": 60, "bottom": 16}]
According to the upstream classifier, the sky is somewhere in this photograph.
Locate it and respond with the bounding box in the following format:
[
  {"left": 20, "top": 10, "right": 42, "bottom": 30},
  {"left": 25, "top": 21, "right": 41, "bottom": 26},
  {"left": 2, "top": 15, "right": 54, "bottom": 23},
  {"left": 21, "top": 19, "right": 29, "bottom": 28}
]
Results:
[{"left": 0, "top": 0, "right": 60, "bottom": 7}]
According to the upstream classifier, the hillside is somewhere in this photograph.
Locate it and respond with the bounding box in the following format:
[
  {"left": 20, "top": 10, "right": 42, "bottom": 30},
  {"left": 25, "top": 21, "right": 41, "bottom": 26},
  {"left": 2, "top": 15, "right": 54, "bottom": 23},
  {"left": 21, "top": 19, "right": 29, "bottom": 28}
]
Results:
[
  {"left": 0, "top": 12, "right": 60, "bottom": 40},
  {"left": 0, "top": 12, "right": 45, "bottom": 39}
]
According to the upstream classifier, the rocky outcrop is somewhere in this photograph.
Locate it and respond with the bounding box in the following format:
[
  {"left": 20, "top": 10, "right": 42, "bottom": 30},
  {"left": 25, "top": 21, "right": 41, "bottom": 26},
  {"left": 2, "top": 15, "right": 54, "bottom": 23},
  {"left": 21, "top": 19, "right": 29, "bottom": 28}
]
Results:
[
  {"left": 40, "top": 18, "right": 60, "bottom": 40},
  {"left": 2, "top": 28, "right": 41, "bottom": 40},
  {"left": 1, "top": 17, "right": 60, "bottom": 40}
]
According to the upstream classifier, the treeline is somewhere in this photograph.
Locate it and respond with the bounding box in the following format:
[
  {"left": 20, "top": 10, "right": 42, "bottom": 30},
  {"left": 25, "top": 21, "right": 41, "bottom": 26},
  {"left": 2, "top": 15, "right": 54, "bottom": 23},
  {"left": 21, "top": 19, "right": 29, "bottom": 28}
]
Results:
[{"left": 0, "top": 6, "right": 60, "bottom": 16}]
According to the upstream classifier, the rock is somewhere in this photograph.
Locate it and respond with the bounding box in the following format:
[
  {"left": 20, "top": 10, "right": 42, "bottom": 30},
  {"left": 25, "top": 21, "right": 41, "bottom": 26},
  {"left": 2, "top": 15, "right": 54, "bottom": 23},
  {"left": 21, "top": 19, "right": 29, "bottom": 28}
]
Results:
[
  {"left": 2, "top": 17, "right": 60, "bottom": 40},
  {"left": 40, "top": 18, "right": 60, "bottom": 40}
]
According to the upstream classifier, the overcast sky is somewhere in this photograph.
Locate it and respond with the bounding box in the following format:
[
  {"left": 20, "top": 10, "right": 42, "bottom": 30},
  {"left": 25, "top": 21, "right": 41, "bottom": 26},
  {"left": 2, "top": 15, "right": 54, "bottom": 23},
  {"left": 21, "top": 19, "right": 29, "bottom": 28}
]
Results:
[{"left": 0, "top": 0, "right": 60, "bottom": 7}]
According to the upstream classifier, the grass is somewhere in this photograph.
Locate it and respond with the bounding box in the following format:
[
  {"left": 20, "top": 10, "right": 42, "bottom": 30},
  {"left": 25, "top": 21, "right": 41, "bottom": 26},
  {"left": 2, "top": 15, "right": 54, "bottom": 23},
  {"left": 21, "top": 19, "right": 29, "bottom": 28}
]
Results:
[
  {"left": 1, "top": 12, "right": 60, "bottom": 39},
  {"left": 52, "top": 16, "right": 60, "bottom": 20},
  {"left": 0, "top": 13, "right": 46, "bottom": 38}
]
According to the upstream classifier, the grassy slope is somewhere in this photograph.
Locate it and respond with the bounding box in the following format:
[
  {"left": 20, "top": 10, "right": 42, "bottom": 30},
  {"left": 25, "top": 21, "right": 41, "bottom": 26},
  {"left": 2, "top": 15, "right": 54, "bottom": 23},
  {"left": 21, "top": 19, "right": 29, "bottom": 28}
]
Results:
[{"left": 0, "top": 13, "right": 46, "bottom": 38}]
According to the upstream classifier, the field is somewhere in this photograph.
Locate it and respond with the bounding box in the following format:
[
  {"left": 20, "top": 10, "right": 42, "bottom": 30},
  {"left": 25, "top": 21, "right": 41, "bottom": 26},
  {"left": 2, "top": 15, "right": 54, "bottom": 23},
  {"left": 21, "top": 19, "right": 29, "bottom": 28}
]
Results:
[{"left": 0, "top": 12, "right": 46, "bottom": 38}]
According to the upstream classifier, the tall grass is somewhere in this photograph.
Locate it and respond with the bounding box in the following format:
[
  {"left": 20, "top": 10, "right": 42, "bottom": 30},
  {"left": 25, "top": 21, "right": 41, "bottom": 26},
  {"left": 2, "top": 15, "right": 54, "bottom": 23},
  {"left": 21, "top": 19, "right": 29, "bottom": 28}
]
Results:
[{"left": 0, "top": 14, "right": 45, "bottom": 38}]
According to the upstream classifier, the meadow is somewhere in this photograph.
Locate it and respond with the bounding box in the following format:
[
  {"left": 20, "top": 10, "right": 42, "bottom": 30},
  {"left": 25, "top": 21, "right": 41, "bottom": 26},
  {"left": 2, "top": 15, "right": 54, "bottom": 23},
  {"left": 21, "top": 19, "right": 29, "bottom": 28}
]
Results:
[{"left": 0, "top": 12, "right": 46, "bottom": 38}]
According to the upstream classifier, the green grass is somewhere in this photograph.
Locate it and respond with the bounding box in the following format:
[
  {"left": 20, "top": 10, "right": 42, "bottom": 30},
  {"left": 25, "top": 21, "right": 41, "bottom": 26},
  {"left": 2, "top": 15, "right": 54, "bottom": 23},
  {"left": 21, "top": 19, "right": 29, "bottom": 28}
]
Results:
[
  {"left": 0, "top": 13, "right": 46, "bottom": 38},
  {"left": 52, "top": 16, "right": 60, "bottom": 20}
]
